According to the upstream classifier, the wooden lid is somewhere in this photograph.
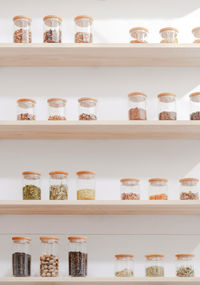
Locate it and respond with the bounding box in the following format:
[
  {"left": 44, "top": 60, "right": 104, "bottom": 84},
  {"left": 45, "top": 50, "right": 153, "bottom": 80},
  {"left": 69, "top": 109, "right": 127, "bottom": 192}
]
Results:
[
  {"left": 22, "top": 171, "right": 41, "bottom": 176},
  {"left": 17, "top": 98, "right": 36, "bottom": 104},
  {"left": 176, "top": 254, "right": 195, "bottom": 258},
  {"left": 47, "top": 98, "right": 66, "bottom": 103},
  {"left": 129, "top": 27, "right": 149, "bottom": 33},
  {"left": 68, "top": 236, "right": 88, "bottom": 240},
  {"left": 49, "top": 171, "right": 69, "bottom": 176},
  {"left": 128, "top": 92, "right": 147, "bottom": 97},
  {"left": 12, "top": 236, "right": 32, "bottom": 241},
  {"left": 179, "top": 178, "right": 199, "bottom": 183},
  {"left": 192, "top": 27, "right": 200, "bottom": 33},
  {"left": 149, "top": 178, "right": 168, "bottom": 183},
  {"left": 120, "top": 178, "right": 140, "bottom": 182},
  {"left": 190, "top": 92, "right": 200, "bottom": 97},
  {"left": 13, "top": 15, "right": 32, "bottom": 22},
  {"left": 115, "top": 254, "right": 134, "bottom": 258},
  {"left": 145, "top": 254, "right": 164, "bottom": 258},
  {"left": 76, "top": 170, "right": 96, "bottom": 175},
  {"left": 74, "top": 15, "right": 94, "bottom": 22},
  {"left": 160, "top": 27, "right": 179, "bottom": 33},
  {"left": 157, "top": 92, "right": 176, "bottom": 98},
  {"left": 78, "top": 97, "right": 98, "bottom": 103},
  {"left": 40, "top": 236, "right": 59, "bottom": 240},
  {"left": 43, "top": 15, "right": 62, "bottom": 22}
]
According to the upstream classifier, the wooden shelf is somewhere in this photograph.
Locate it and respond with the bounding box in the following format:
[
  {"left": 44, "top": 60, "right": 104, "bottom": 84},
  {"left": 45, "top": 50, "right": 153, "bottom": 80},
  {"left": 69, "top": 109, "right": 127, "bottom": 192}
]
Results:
[{"left": 0, "top": 43, "right": 200, "bottom": 66}]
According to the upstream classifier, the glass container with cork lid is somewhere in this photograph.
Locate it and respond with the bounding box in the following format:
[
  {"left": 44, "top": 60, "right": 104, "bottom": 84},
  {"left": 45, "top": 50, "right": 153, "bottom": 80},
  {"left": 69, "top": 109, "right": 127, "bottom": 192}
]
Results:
[
  {"left": 128, "top": 92, "right": 147, "bottom": 120},
  {"left": 115, "top": 254, "right": 134, "bottom": 277},
  {"left": 160, "top": 27, "right": 179, "bottom": 43},
  {"left": 74, "top": 15, "right": 94, "bottom": 43},
  {"left": 47, "top": 98, "right": 67, "bottom": 120},
  {"left": 129, "top": 27, "right": 149, "bottom": 43},
  {"left": 78, "top": 97, "right": 97, "bottom": 120},
  {"left": 176, "top": 254, "right": 195, "bottom": 277},
  {"left": 22, "top": 171, "right": 41, "bottom": 200},
  {"left": 17, "top": 98, "right": 36, "bottom": 120},
  {"left": 120, "top": 178, "right": 140, "bottom": 200},
  {"left": 179, "top": 178, "right": 199, "bottom": 200},
  {"left": 190, "top": 92, "right": 200, "bottom": 120},
  {"left": 49, "top": 171, "right": 68, "bottom": 200},
  {"left": 192, "top": 27, "right": 200, "bottom": 43},
  {"left": 148, "top": 178, "right": 168, "bottom": 200},
  {"left": 13, "top": 15, "right": 32, "bottom": 43},
  {"left": 145, "top": 254, "right": 165, "bottom": 277},
  {"left": 76, "top": 171, "right": 96, "bottom": 200},
  {"left": 43, "top": 15, "right": 62, "bottom": 43},
  {"left": 157, "top": 93, "right": 176, "bottom": 120}
]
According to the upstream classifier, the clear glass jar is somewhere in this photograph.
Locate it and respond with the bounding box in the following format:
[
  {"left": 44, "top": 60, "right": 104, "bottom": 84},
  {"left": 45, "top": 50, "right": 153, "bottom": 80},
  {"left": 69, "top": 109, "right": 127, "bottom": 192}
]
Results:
[
  {"left": 74, "top": 15, "right": 93, "bottom": 43},
  {"left": 47, "top": 98, "right": 67, "bottom": 120},
  {"left": 129, "top": 27, "right": 149, "bottom": 43},
  {"left": 120, "top": 178, "right": 140, "bottom": 200},
  {"left": 22, "top": 171, "right": 41, "bottom": 200},
  {"left": 43, "top": 15, "right": 62, "bottom": 43},
  {"left": 158, "top": 93, "right": 176, "bottom": 120},
  {"left": 128, "top": 92, "right": 147, "bottom": 120},
  {"left": 179, "top": 178, "right": 199, "bottom": 200},
  {"left": 160, "top": 27, "right": 179, "bottom": 43},
  {"left": 49, "top": 171, "right": 68, "bottom": 200},
  {"left": 115, "top": 254, "right": 134, "bottom": 277},
  {"left": 190, "top": 92, "right": 200, "bottom": 120},
  {"left": 40, "top": 237, "right": 59, "bottom": 277},
  {"left": 176, "top": 254, "right": 195, "bottom": 277},
  {"left": 192, "top": 27, "right": 200, "bottom": 43},
  {"left": 145, "top": 255, "right": 165, "bottom": 277},
  {"left": 13, "top": 15, "right": 32, "bottom": 43},
  {"left": 68, "top": 236, "right": 88, "bottom": 277},
  {"left": 12, "top": 237, "right": 31, "bottom": 277},
  {"left": 17, "top": 98, "right": 36, "bottom": 120},
  {"left": 148, "top": 178, "right": 168, "bottom": 200},
  {"left": 78, "top": 97, "right": 97, "bottom": 120},
  {"left": 76, "top": 171, "right": 96, "bottom": 200}
]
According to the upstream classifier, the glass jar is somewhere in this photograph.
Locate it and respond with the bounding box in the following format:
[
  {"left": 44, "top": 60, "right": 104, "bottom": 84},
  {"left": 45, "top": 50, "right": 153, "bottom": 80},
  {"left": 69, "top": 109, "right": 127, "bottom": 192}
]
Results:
[
  {"left": 43, "top": 15, "right": 62, "bottom": 43},
  {"left": 78, "top": 97, "right": 97, "bottom": 120},
  {"left": 40, "top": 237, "right": 59, "bottom": 277},
  {"left": 145, "top": 255, "right": 165, "bottom": 277},
  {"left": 47, "top": 98, "right": 67, "bottom": 120},
  {"left": 179, "top": 178, "right": 199, "bottom": 200},
  {"left": 13, "top": 15, "right": 32, "bottom": 43},
  {"left": 22, "top": 171, "right": 41, "bottom": 200},
  {"left": 190, "top": 92, "right": 200, "bottom": 120},
  {"left": 68, "top": 236, "right": 88, "bottom": 277},
  {"left": 128, "top": 92, "right": 147, "bottom": 120},
  {"left": 74, "top": 15, "right": 93, "bottom": 43},
  {"left": 12, "top": 236, "right": 31, "bottom": 277},
  {"left": 192, "top": 27, "right": 200, "bottom": 43},
  {"left": 76, "top": 171, "right": 96, "bottom": 200},
  {"left": 17, "top": 98, "right": 36, "bottom": 120},
  {"left": 176, "top": 254, "right": 195, "bottom": 277},
  {"left": 148, "top": 178, "right": 168, "bottom": 200},
  {"left": 158, "top": 93, "right": 176, "bottom": 120},
  {"left": 115, "top": 254, "right": 134, "bottom": 277},
  {"left": 129, "top": 27, "right": 148, "bottom": 43},
  {"left": 160, "top": 27, "right": 179, "bottom": 43},
  {"left": 120, "top": 178, "right": 140, "bottom": 200},
  {"left": 49, "top": 171, "right": 68, "bottom": 200}
]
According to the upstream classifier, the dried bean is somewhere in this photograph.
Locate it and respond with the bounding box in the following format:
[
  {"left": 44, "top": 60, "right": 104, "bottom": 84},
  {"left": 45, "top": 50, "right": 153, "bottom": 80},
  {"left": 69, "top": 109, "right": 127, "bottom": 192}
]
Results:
[
  {"left": 190, "top": 112, "right": 200, "bottom": 120},
  {"left": 14, "top": 29, "right": 31, "bottom": 43},
  {"left": 146, "top": 266, "right": 164, "bottom": 277},
  {"left": 23, "top": 185, "right": 41, "bottom": 200},
  {"left": 17, "top": 113, "right": 35, "bottom": 120},
  {"left": 48, "top": 115, "right": 66, "bottom": 120},
  {"left": 40, "top": 254, "right": 59, "bottom": 277},
  {"left": 121, "top": 192, "right": 140, "bottom": 200},
  {"left": 77, "top": 189, "right": 95, "bottom": 200},
  {"left": 180, "top": 191, "right": 199, "bottom": 200},
  {"left": 115, "top": 268, "right": 134, "bottom": 277},
  {"left": 79, "top": 113, "right": 97, "bottom": 120},
  {"left": 75, "top": 32, "right": 93, "bottom": 43},
  {"left": 129, "top": 108, "right": 147, "bottom": 120},
  {"left": 69, "top": 251, "right": 87, "bottom": 277},
  {"left": 159, "top": 111, "right": 176, "bottom": 120},
  {"left": 50, "top": 184, "right": 68, "bottom": 200},
  {"left": 44, "top": 29, "right": 61, "bottom": 43},
  {"left": 176, "top": 266, "right": 194, "bottom": 277},
  {"left": 12, "top": 252, "right": 31, "bottom": 277}
]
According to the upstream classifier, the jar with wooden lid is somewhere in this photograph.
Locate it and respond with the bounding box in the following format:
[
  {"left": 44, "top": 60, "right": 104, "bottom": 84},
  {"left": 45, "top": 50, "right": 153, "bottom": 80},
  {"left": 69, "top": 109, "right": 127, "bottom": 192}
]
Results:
[
  {"left": 145, "top": 254, "right": 165, "bottom": 277},
  {"left": 43, "top": 15, "right": 62, "bottom": 43},
  {"left": 76, "top": 171, "right": 96, "bottom": 200},
  {"left": 158, "top": 93, "right": 176, "bottom": 120},
  {"left": 148, "top": 178, "right": 168, "bottom": 200},
  {"left": 74, "top": 15, "right": 93, "bottom": 43},
  {"left": 190, "top": 92, "right": 200, "bottom": 120},
  {"left": 49, "top": 171, "right": 68, "bottom": 200},
  {"left": 13, "top": 15, "right": 32, "bottom": 43},
  {"left": 115, "top": 254, "right": 134, "bottom": 277},
  {"left": 120, "top": 178, "right": 140, "bottom": 200},
  {"left": 129, "top": 27, "right": 149, "bottom": 43},
  {"left": 160, "top": 27, "right": 179, "bottom": 43},
  {"left": 22, "top": 171, "right": 41, "bottom": 200},
  {"left": 48, "top": 98, "right": 67, "bottom": 120},
  {"left": 12, "top": 236, "right": 31, "bottom": 277},
  {"left": 176, "top": 254, "right": 195, "bottom": 277},
  {"left": 192, "top": 27, "right": 200, "bottom": 43},
  {"left": 17, "top": 98, "right": 36, "bottom": 120},
  {"left": 179, "top": 178, "right": 199, "bottom": 200},
  {"left": 78, "top": 97, "right": 97, "bottom": 120},
  {"left": 128, "top": 92, "right": 147, "bottom": 120}
]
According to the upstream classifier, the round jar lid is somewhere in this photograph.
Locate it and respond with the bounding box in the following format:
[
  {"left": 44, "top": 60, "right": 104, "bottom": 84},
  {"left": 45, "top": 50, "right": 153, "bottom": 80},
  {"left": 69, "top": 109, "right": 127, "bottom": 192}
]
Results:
[
  {"left": 40, "top": 236, "right": 59, "bottom": 243},
  {"left": 76, "top": 171, "right": 96, "bottom": 179},
  {"left": 145, "top": 254, "right": 164, "bottom": 258},
  {"left": 13, "top": 15, "right": 32, "bottom": 22},
  {"left": 192, "top": 27, "right": 200, "bottom": 34},
  {"left": 157, "top": 92, "right": 176, "bottom": 103},
  {"left": 179, "top": 178, "right": 199, "bottom": 183},
  {"left": 47, "top": 98, "right": 67, "bottom": 107},
  {"left": 176, "top": 254, "right": 195, "bottom": 258},
  {"left": 12, "top": 236, "right": 32, "bottom": 241},
  {"left": 149, "top": 178, "right": 168, "bottom": 183},
  {"left": 78, "top": 97, "right": 98, "bottom": 107},
  {"left": 49, "top": 171, "right": 69, "bottom": 176},
  {"left": 129, "top": 27, "right": 149, "bottom": 34},
  {"left": 190, "top": 92, "right": 200, "bottom": 102},
  {"left": 22, "top": 171, "right": 41, "bottom": 176},
  {"left": 68, "top": 236, "right": 88, "bottom": 242},
  {"left": 74, "top": 15, "right": 93, "bottom": 22},
  {"left": 120, "top": 178, "right": 140, "bottom": 183},
  {"left": 128, "top": 92, "right": 147, "bottom": 102},
  {"left": 115, "top": 254, "right": 134, "bottom": 258},
  {"left": 159, "top": 27, "right": 179, "bottom": 33},
  {"left": 17, "top": 98, "right": 36, "bottom": 104},
  {"left": 43, "top": 15, "right": 62, "bottom": 22},
  {"left": 22, "top": 171, "right": 41, "bottom": 180}
]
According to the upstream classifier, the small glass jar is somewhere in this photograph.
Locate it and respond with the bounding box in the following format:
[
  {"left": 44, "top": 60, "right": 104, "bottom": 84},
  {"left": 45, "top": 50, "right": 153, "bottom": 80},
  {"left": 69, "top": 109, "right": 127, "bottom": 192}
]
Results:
[
  {"left": 192, "top": 27, "right": 200, "bottom": 43},
  {"left": 148, "top": 178, "right": 168, "bottom": 200},
  {"left": 12, "top": 236, "right": 31, "bottom": 277},
  {"left": 76, "top": 171, "right": 96, "bottom": 200},
  {"left": 47, "top": 98, "right": 67, "bottom": 120},
  {"left": 176, "top": 254, "right": 195, "bottom": 277},
  {"left": 129, "top": 27, "right": 149, "bottom": 43},
  {"left": 40, "top": 237, "right": 59, "bottom": 277},
  {"left": 158, "top": 93, "right": 176, "bottom": 120},
  {"left": 22, "top": 171, "right": 41, "bottom": 200},
  {"left": 160, "top": 27, "right": 179, "bottom": 43},
  {"left": 179, "top": 178, "right": 199, "bottom": 200},
  {"left": 13, "top": 15, "right": 32, "bottom": 43},
  {"left": 74, "top": 15, "right": 93, "bottom": 43},
  {"left": 128, "top": 92, "right": 147, "bottom": 120},
  {"left": 120, "top": 178, "right": 140, "bottom": 200},
  {"left": 78, "top": 97, "right": 97, "bottom": 120},
  {"left": 49, "top": 171, "right": 68, "bottom": 200},
  {"left": 68, "top": 236, "right": 88, "bottom": 277},
  {"left": 115, "top": 254, "right": 134, "bottom": 277},
  {"left": 190, "top": 92, "right": 200, "bottom": 120},
  {"left": 17, "top": 98, "right": 36, "bottom": 120},
  {"left": 43, "top": 15, "right": 62, "bottom": 43},
  {"left": 145, "top": 255, "right": 165, "bottom": 277}
]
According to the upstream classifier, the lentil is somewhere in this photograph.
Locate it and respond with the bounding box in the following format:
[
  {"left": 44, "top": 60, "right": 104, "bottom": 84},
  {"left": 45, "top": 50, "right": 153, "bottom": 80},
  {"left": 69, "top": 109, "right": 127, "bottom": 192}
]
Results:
[
  {"left": 121, "top": 193, "right": 140, "bottom": 200},
  {"left": 150, "top": 194, "right": 168, "bottom": 200},
  {"left": 14, "top": 29, "right": 31, "bottom": 43},
  {"left": 77, "top": 189, "right": 95, "bottom": 200},
  {"left": 48, "top": 115, "right": 66, "bottom": 120},
  {"left": 79, "top": 113, "right": 97, "bottom": 120},
  {"left": 159, "top": 111, "right": 176, "bottom": 120},
  {"left": 129, "top": 107, "right": 147, "bottom": 120}
]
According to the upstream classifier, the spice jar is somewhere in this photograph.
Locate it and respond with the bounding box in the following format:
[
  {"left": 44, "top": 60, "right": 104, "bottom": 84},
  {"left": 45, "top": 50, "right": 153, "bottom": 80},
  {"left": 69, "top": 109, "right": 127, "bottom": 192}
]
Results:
[
  {"left": 179, "top": 178, "right": 199, "bottom": 200},
  {"left": 128, "top": 92, "right": 147, "bottom": 120},
  {"left": 49, "top": 171, "right": 68, "bottom": 200},
  {"left": 13, "top": 16, "right": 32, "bottom": 43},
  {"left": 68, "top": 236, "right": 88, "bottom": 277},
  {"left": 148, "top": 178, "right": 168, "bottom": 200},
  {"left": 115, "top": 254, "right": 134, "bottom": 277},
  {"left": 76, "top": 171, "right": 96, "bottom": 200},
  {"left": 43, "top": 15, "right": 62, "bottom": 43},
  {"left": 74, "top": 15, "right": 93, "bottom": 43},
  {"left": 22, "top": 171, "right": 41, "bottom": 200},
  {"left": 160, "top": 27, "right": 179, "bottom": 43},
  {"left": 48, "top": 98, "right": 67, "bottom": 120},
  {"left": 192, "top": 27, "right": 200, "bottom": 43},
  {"left": 17, "top": 98, "right": 36, "bottom": 120},
  {"left": 120, "top": 178, "right": 140, "bottom": 200},
  {"left": 190, "top": 92, "right": 200, "bottom": 120},
  {"left": 129, "top": 27, "right": 148, "bottom": 43},
  {"left": 145, "top": 254, "right": 165, "bottom": 277},
  {"left": 12, "top": 237, "right": 31, "bottom": 277},
  {"left": 40, "top": 237, "right": 59, "bottom": 277},
  {"left": 158, "top": 93, "right": 176, "bottom": 120},
  {"left": 176, "top": 254, "right": 195, "bottom": 277},
  {"left": 78, "top": 97, "right": 97, "bottom": 120}
]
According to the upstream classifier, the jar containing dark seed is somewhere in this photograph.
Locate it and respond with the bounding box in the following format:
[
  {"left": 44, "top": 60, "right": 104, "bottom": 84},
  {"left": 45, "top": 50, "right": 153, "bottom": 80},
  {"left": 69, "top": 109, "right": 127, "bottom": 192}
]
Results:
[
  {"left": 149, "top": 178, "right": 168, "bottom": 200},
  {"left": 115, "top": 254, "right": 134, "bottom": 277},
  {"left": 129, "top": 27, "right": 149, "bottom": 43},
  {"left": 22, "top": 171, "right": 41, "bottom": 200},
  {"left": 49, "top": 171, "right": 68, "bottom": 200},
  {"left": 120, "top": 178, "right": 140, "bottom": 200},
  {"left": 68, "top": 236, "right": 88, "bottom": 277},
  {"left": 160, "top": 27, "right": 179, "bottom": 43},
  {"left": 17, "top": 98, "right": 36, "bottom": 120},
  {"left": 190, "top": 92, "right": 200, "bottom": 120},
  {"left": 179, "top": 178, "right": 199, "bottom": 200},
  {"left": 128, "top": 92, "right": 147, "bottom": 120},
  {"left": 48, "top": 98, "right": 67, "bottom": 120},
  {"left": 43, "top": 15, "right": 62, "bottom": 43},
  {"left": 13, "top": 15, "right": 32, "bottom": 43},
  {"left": 12, "top": 236, "right": 31, "bottom": 277},
  {"left": 158, "top": 93, "right": 176, "bottom": 120},
  {"left": 192, "top": 27, "right": 200, "bottom": 43},
  {"left": 77, "top": 171, "right": 96, "bottom": 200},
  {"left": 78, "top": 97, "right": 97, "bottom": 120},
  {"left": 145, "top": 254, "right": 165, "bottom": 277},
  {"left": 74, "top": 15, "right": 93, "bottom": 43},
  {"left": 176, "top": 254, "right": 195, "bottom": 277}
]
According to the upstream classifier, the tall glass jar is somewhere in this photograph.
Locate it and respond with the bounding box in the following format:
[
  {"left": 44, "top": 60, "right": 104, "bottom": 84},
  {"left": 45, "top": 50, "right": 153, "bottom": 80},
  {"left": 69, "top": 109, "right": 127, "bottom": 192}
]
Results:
[
  {"left": 68, "top": 236, "right": 88, "bottom": 277},
  {"left": 17, "top": 98, "right": 36, "bottom": 120},
  {"left": 76, "top": 171, "right": 96, "bottom": 200},
  {"left": 115, "top": 254, "right": 134, "bottom": 277},
  {"left": 22, "top": 171, "right": 41, "bottom": 200},
  {"left": 47, "top": 98, "right": 67, "bottom": 120},
  {"left": 13, "top": 15, "right": 32, "bottom": 43},
  {"left": 148, "top": 178, "right": 168, "bottom": 200},
  {"left": 145, "top": 255, "right": 165, "bottom": 277},
  {"left": 190, "top": 92, "right": 200, "bottom": 120},
  {"left": 120, "top": 178, "right": 140, "bottom": 200},
  {"left": 40, "top": 237, "right": 59, "bottom": 277},
  {"left": 74, "top": 15, "right": 93, "bottom": 43},
  {"left": 158, "top": 93, "right": 176, "bottom": 120},
  {"left": 49, "top": 171, "right": 68, "bottom": 200},
  {"left": 43, "top": 15, "right": 62, "bottom": 43},
  {"left": 12, "top": 237, "right": 31, "bottom": 277},
  {"left": 176, "top": 254, "right": 195, "bottom": 277},
  {"left": 128, "top": 92, "right": 147, "bottom": 120},
  {"left": 129, "top": 27, "right": 149, "bottom": 43},
  {"left": 78, "top": 97, "right": 97, "bottom": 120},
  {"left": 160, "top": 27, "right": 179, "bottom": 43},
  {"left": 179, "top": 178, "right": 199, "bottom": 200},
  {"left": 192, "top": 27, "right": 200, "bottom": 43}
]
